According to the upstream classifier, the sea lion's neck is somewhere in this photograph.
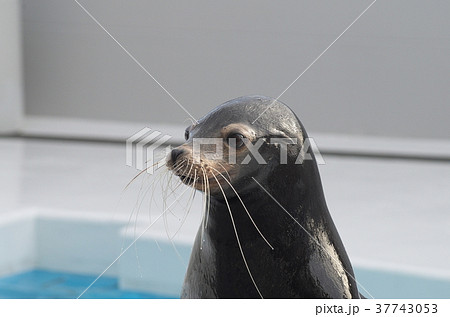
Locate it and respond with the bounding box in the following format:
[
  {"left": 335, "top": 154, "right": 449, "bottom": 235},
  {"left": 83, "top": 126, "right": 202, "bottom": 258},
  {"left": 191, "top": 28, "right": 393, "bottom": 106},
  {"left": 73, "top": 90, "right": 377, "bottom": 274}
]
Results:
[
  {"left": 202, "top": 163, "right": 360, "bottom": 298},
  {"left": 205, "top": 164, "right": 324, "bottom": 246}
]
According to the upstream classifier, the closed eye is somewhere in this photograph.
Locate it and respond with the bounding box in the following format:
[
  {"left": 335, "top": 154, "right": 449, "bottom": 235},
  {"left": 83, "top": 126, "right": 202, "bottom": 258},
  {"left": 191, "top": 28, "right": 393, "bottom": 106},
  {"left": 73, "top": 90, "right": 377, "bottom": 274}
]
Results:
[{"left": 227, "top": 133, "right": 245, "bottom": 148}]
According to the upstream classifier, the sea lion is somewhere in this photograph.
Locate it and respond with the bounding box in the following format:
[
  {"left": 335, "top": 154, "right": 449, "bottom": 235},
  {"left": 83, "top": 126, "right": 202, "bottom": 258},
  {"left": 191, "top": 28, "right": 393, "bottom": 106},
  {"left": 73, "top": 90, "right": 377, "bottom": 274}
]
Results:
[{"left": 166, "top": 95, "right": 361, "bottom": 298}]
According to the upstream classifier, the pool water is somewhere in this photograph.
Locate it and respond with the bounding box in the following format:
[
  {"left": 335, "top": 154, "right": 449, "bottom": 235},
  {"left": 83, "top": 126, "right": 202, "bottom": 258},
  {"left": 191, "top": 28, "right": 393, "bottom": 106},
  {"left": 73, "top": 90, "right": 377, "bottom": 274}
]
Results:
[
  {"left": 0, "top": 268, "right": 449, "bottom": 299},
  {"left": 0, "top": 270, "right": 176, "bottom": 299},
  {"left": 354, "top": 268, "right": 450, "bottom": 299}
]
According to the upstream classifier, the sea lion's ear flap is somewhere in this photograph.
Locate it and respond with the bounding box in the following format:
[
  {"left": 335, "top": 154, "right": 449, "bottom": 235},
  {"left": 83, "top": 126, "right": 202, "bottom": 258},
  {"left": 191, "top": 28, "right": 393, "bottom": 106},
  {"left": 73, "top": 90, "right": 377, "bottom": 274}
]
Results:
[
  {"left": 270, "top": 128, "right": 290, "bottom": 139},
  {"left": 268, "top": 125, "right": 301, "bottom": 141}
]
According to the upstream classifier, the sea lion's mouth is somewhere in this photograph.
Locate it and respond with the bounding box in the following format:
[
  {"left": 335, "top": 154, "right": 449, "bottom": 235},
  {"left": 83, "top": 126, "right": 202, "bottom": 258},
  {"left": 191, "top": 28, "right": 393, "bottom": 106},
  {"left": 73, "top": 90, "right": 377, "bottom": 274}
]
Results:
[
  {"left": 179, "top": 174, "right": 197, "bottom": 185},
  {"left": 167, "top": 153, "right": 233, "bottom": 193},
  {"left": 178, "top": 173, "right": 205, "bottom": 188},
  {"left": 177, "top": 172, "right": 224, "bottom": 192}
]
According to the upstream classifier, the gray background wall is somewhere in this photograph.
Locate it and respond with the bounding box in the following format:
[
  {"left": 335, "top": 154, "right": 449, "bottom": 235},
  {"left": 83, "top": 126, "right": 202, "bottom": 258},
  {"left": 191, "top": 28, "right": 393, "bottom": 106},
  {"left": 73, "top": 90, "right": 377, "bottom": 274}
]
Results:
[
  {"left": 0, "top": 0, "right": 23, "bottom": 133},
  {"left": 22, "top": 0, "right": 450, "bottom": 139}
]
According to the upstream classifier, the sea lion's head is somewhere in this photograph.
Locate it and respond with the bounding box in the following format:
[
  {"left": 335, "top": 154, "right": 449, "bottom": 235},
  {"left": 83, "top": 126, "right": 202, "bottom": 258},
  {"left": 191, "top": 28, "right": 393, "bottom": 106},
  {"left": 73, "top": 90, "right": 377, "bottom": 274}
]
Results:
[{"left": 166, "top": 95, "right": 310, "bottom": 198}]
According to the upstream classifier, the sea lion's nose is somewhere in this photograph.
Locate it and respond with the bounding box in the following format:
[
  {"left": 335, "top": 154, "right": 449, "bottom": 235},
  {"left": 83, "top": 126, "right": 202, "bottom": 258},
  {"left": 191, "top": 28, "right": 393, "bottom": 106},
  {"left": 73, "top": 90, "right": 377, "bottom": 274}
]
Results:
[{"left": 171, "top": 148, "right": 184, "bottom": 163}]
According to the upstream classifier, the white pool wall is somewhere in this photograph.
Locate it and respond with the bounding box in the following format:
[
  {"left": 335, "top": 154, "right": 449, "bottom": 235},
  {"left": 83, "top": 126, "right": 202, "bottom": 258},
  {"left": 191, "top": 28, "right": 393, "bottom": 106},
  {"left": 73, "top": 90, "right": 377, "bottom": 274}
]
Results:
[
  {"left": 0, "top": 208, "right": 197, "bottom": 297},
  {"left": 0, "top": 211, "right": 36, "bottom": 276}
]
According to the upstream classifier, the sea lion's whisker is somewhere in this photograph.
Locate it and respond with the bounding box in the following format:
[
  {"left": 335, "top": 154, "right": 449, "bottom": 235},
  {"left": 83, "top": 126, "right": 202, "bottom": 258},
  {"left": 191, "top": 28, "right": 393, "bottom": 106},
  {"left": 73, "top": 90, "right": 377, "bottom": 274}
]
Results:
[
  {"left": 124, "top": 166, "right": 168, "bottom": 276},
  {"left": 148, "top": 168, "right": 172, "bottom": 220},
  {"left": 200, "top": 165, "right": 212, "bottom": 247},
  {"left": 122, "top": 171, "right": 146, "bottom": 262},
  {"left": 162, "top": 174, "right": 172, "bottom": 241},
  {"left": 165, "top": 176, "right": 195, "bottom": 267},
  {"left": 199, "top": 169, "right": 206, "bottom": 250},
  {"left": 147, "top": 170, "right": 169, "bottom": 253},
  {"left": 146, "top": 168, "right": 171, "bottom": 231},
  {"left": 170, "top": 170, "right": 198, "bottom": 240},
  {"left": 148, "top": 167, "right": 175, "bottom": 252},
  {"left": 162, "top": 172, "right": 188, "bottom": 266},
  {"left": 165, "top": 165, "right": 197, "bottom": 267},
  {"left": 168, "top": 158, "right": 188, "bottom": 184},
  {"left": 123, "top": 168, "right": 156, "bottom": 253},
  {"left": 200, "top": 166, "right": 209, "bottom": 249},
  {"left": 164, "top": 164, "right": 188, "bottom": 197},
  {"left": 161, "top": 166, "right": 196, "bottom": 267},
  {"left": 132, "top": 171, "right": 155, "bottom": 278},
  {"left": 204, "top": 167, "right": 211, "bottom": 230},
  {"left": 165, "top": 159, "right": 199, "bottom": 237},
  {"left": 166, "top": 168, "right": 197, "bottom": 266},
  {"left": 163, "top": 165, "right": 176, "bottom": 201},
  {"left": 175, "top": 158, "right": 195, "bottom": 186},
  {"left": 210, "top": 167, "right": 274, "bottom": 250},
  {"left": 170, "top": 155, "right": 190, "bottom": 183},
  {"left": 217, "top": 162, "right": 232, "bottom": 182},
  {"left": 211, "top": 173, "right": 264, "bottom": 299},
  {"left": 124, "top": 160, "right": 163, "bottom": 190},
  {"left": 163, "top": 162, "right": 190, "bottom": 217},
  {"left": 163, "top": 160, "right": 195, "bottom": 227},
  {"left": 160, "top": 168, "right": 180, "bottom": 259},
  {"left": 161, "top": 169, "right": 193, "bottom": 268},
  {"left": 139, "top": 167, "right": 168, "bottom": 218},
  {"left": 165, "top": 168, "right": 176, "bottom": 195},
  {"left": 169, "top": 236, "right": 187, "bottom": 268}
]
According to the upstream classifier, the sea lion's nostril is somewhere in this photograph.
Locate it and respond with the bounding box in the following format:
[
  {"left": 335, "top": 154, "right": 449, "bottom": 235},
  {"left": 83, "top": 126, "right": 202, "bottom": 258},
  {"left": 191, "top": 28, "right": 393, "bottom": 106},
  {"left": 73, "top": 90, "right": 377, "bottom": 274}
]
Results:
[{"left": 171, "top": 148, "right": 184, "bottom": 163}]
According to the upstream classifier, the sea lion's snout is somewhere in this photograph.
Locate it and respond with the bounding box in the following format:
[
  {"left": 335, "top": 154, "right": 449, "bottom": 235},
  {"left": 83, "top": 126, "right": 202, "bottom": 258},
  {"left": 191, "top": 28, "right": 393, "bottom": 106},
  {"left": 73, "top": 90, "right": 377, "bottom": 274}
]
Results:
[
  {"left": 166, "top": 145, "right": 191, "bottom": 169},
  {"left": 166, "top": 138, "right": 236, "bottom": 194},
  {"left": 170, "top": 147, "right": 185, "bottom": 164}
]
